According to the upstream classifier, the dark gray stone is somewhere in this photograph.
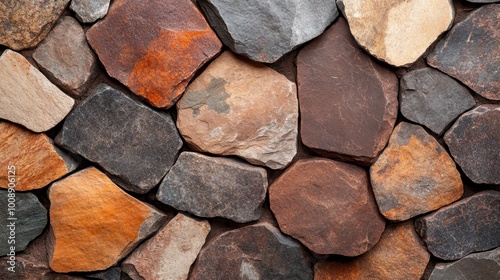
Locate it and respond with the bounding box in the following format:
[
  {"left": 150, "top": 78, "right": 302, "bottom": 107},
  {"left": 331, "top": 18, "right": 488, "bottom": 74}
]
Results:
[
  {"left": 87, "top": 267, "right": 121, "bottom": 280},
  {"left": 466, "top": 0, "right": 499, "bottom": 3}
]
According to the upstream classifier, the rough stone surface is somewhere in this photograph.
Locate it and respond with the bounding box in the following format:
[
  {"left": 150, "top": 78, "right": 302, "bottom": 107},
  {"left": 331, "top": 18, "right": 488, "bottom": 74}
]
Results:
[
  {"left": 0, "top": 50, "right": 74, "bottom": 132},
  {"left": 269, "top": 158, "right": 385, "bottom": 256},
  {"left": 444, "top": 105, "right": 500, "bottom": 185},
  {"left": 190, "top": 223, "right": 313, "bottom": 280},
  {"left": 400, "top": 68, "right": 475, "bottom": 135},
  {"left": 157, "top": 152, "right": 268, "bottom": 223},
  {"left": 122, "top": 213, "right": 210, "bottom": 280},
  {"left": 70, "top": 0, "right": 110, "bottom": 23},
  {"left": 48, "top": 167, "right": 167, "bottom": 273},
  {"left": 86, "top": 0, "right": 222, "bottom": 108},
  {"left": 415, "top": 191, "right": 500, "bottom": 260},
  {"left": 466, "top": 0, "right": 499, "bottom": 2},
  {"left": 297, "top": 18, "right": 398, "bottom": 165},
  {"left": 198, "top": 0, "right": 338, "bottom": 63},
  {"left": 87, "top": 267, "right": 122, "bottom": 280},
  {"left": 177, "top": 51, "right": 298, "bottom": 169},
  {"left": 428, "top": 5, "right": 500, "bottom": 100},
  {"left": 56, "top": 84, "right": 183, "bottom": 193},
  {"left": 370, "top": 122, "right": 463, "bottom": 221}
]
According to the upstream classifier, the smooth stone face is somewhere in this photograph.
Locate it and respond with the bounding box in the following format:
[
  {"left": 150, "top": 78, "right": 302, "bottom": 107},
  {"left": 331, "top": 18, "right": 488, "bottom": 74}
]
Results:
[
  {"left": 269, "top": 158, "right": 385, "bottom": 256},
  {"left": 0, "top": 50, "right": 74, "bottom": 133},
  {"left": 428, "top": 5, "right": 499, "bottom": 100},
  {"left": 157, "top": 152, "right": 268, "bottom": 223},
  {"left": 190, "top": 223, "right": 313, "bottom": 280},
  {"left": 55, "top": 84, "right": 183, "bottom": 193},
  {"left": 70, "top": 0, "right": 110, "bottom": 23},
  {"left": 86, "top": 0, "right": 222, "bottom": 108},
  {"left": 176, "top": 51, "right": 298, "bottom": 169},
  {"left": 415, "top": 191, "right": 500, "bottom": 260},
  {"left": 297, "top": 18, "right": 398, "bottom": 165}
]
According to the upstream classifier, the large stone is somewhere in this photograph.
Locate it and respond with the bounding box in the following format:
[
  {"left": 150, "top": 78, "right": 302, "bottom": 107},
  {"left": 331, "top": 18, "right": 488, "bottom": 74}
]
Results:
[
  {"left": 55, "top": 84, "right": 183, "bottom": 193},
  {"left": 122, "top": 213, "right": 210, "bottom": 280},
  {"left": 370, "top": 122, "right": 463, "bottom": 221},
  {"left": 269, "top": 158, "right": 385, "bottom": 256},
  {"left": 444, "top": 105, "right": 500, "bottom": 184},
  {"left": 0, "top": 50, "right": 74, "bottom": 132},
  {"left": 176, "top": 51, "right": 298, "bottom": 169},
  {"left": 86, "top": 0, "right": 222, "bottom": 108},
  {"left": 415, "top": 191, "right": 500, "bottom": 260},
  {"left": 297, "top": 18, "right": 398, "bottom": 165},
  {"left": 428, "top": 5, "right": 500, "bottom": 100},
  {"left": 70, "top": 0, "right": 110, "bottom": 23},
  {"left": 48, "top": 167, "right": 167, "bottom": 272},
  {"left": 157, "top": 152, "right": 268, "bottom": 223},
  {"left": 190, "top": 223, "right": 313, "bottom": 280}
]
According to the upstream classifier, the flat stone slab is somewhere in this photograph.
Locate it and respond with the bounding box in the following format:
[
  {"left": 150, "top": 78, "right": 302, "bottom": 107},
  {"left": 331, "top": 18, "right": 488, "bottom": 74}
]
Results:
[{"left": 70, "top": 0, "right": 110, "bottom": 23}]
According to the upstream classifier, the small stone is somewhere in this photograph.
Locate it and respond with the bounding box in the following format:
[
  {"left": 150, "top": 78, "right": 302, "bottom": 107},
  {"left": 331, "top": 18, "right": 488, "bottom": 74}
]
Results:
[
  {"left": 122, "top": 213, "right": 210, "bottom": 280},
  {"left": 157, "top": 152, "right": 268, "bottom": 223},
  {"left": 338, "top": 0, "right": 454, "bottom": 67},
  {"left": 0, "top": 50, "right": 74, "bottom": 132},
  {"left": 269, "top": 158, "right": 385, "bottom": 256},
  {"left": 444, "top": 105, "right": 500, "bottom": 184},
  {"left": 466, "top": 0, "right": 498, "bottom": 2},
  {"left": 176, "top": 51, "right": 298, "bottom": 169},
  {"left": 86, "top": 0, "right": 222, "bottom": 108},
  {"left": 87, "top": 267, "right": 122, "bottom": 280},
  {"left": 415, "top": 191, "right": 500, "bottom": 260},
  {"left": 48, "top": 167, "right": 167, "bottom": 272},
  {"left": 297, "top": 18, "right": 397, "bottom": 165},
  {"left": 55, "top": 84, "right": 183, "bottom": 193},
  {"left": 70, "top": 0, "right": 110, "bottom": 23},
  {"left": 190, "top": 223, "right": 313, "bottom": 280}
]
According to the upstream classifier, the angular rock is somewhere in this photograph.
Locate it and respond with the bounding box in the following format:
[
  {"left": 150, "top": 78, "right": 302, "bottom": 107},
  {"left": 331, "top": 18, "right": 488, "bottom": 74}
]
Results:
[
  {"left": 415, "top": 191, "right": 500, "bottom": 260},
  {"left": 48, "top": 167, "right": 167, "bottom": 272},
  {"left": 157, "top": 152, "right": 268, "bottom": 223},
  {"left": 70, "top": 0, "right": 110, "bottom": 23},
  {"left": 176, "top": 51, "right": 298, "bottom": 169},
  {"left": 88, "top": 267, "right": 122, "bottom": 280},
  {"left": 444, "top": 105, "right": 500, "bottom": 184},
  {"left": 86, "top": 0, "right": 222, "bottom": 108},
  {"left": 56, "top": 84, "right": 183, "bottom": 193},
  {"left": 190, "top": 223, "right": 313, "bottom": 280},
  {"left": 0, "top": 50, "right": 74, "bottom": 132},
  {"left": 122, "top": 213, "right": 210, "bottom": 280},
  {"left": 400, "top": 68, "right": 475, "bottom": 135},
  {"left": 428, "top": 5, "right": 500, "bottom": 100},
  {"left": 269, "top": 158, "right": 385, "bottom": 256},
  {"left": 198, "top": 0, "right": 338, "bottom": 63},
  {"left": 297, "top": 18, "right": 398, "bottom": 164}
]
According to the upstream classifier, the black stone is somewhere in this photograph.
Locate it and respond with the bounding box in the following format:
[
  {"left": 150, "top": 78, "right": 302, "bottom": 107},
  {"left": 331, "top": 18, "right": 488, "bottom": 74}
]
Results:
[{"left": 87, "top": 267, "right": 122, "bottom": 280}]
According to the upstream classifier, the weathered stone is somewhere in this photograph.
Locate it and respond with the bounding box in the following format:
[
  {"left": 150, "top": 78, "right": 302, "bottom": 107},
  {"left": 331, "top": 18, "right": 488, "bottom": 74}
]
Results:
[
  {"left": 370, "top": 122, "right": 463, "bottom": 221},
  {"left": 315, "top": 221, "right": 429, "bottom": 279},
  {"left": 86, "top": 0, "right": 222, "bottom": 108},
  {"left": 444, "top": 105, "right": 500, "bottom": 184},
  {"left": 297, "top": 18, "right": 398, "bottom": 164},
  {"left": 198, "top": 0, "right": 338, "bottom": 63},
  {"left": 415, "top": 191, "right": 500, "bottom": 260},
  {"left": 55, "top": 84, "right": 183, "bottom": 193},
  {"left": 466, "top": 0, "right": 498, "bottom": 2},
  {"left": 157, "top": 152, "right": 268, "bottom": 223},
  {"left": 269, "top": 158, "right": 385, "bottom": 256},
  {"left": 338, "top": 0, "right": 454, "bottom": 67},
  {"left": 33, "top": 16, "right": 98, "bottom": 96},
  {"left": 0, "top": 0, "right": 69, "bottom": 50},
  {"left": 428, "top": 5, "right": 499, "bottom": 100},
  {"left": 400, "top": 68, "right": 475, "bottom": 135},
  {"left": 122, "top": 213, "right": 210, "bottom": 280},
  {"left": 190, "top": 223, "right": 313, "bottom": 280},
  {"left": 70, "top": 0, "right": 110, "bottom": 23},
  {"left": 0, "top": 50, "right": 74, "bottom": 132},
  {"left": 88, "top": 267, "right": 122, "bottom": 280},
  {"left": 48, "top": 167, "right": 167, "bottom": 272},
  {"left": 177, "top": 51, "right": 298, "bottom": 169}
]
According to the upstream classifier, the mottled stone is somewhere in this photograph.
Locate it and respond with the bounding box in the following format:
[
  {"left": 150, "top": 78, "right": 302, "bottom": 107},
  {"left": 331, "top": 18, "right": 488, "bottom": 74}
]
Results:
[
  {"left": 48, "top": 167, "right": 167, "bottom": 272},
  {"left": 55, "top": 84, "right": 183, "bottom": 193},
  {"left": 191, "top": 223, "right": 313, "bottom": 280},
  {"left": 415, "top": 191, "right": 500, "bottom": 260},
  {"left": 297, "top": 18, "right": 398, "bottom": 164},
  {"left": 428, "top": 5, "right": 499, "bottom": 100},
  {"left": 444, "top": 105, "right": 500, "bottom": 184},
  {"left": 157, "top": 152, "right": 268, "bottom": 223},
  {"left": 70, "top": 0, "right": 110, "bottom": 23},
  {"left": 0, "top": 50, "right": 74, "bottom": 132},
  {"left": 86, "top": 0, "right": 222, "bottom": 108},
  {"left": 88, "top": 267, "right": 122, "bottom": 280},
  {"left": 177, "top": 51, "right": 298, "bottom": 169},
  {"left": 269, "top": 158, "right": 385, "bottom": 256}
]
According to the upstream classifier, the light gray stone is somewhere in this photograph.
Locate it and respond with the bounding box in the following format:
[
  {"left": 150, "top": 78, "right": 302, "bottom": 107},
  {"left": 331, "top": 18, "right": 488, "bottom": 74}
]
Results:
[{"left": 70, "top": 0, "right": 110, "bottom": 23}]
